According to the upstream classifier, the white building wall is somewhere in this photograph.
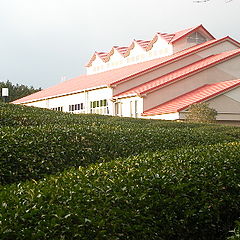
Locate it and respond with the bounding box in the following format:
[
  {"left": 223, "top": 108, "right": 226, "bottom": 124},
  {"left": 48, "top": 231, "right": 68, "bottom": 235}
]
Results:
[
  {"left": 87, "top": 55, "right": 106, "bottom": 74},
  {"left": 25, "top": 87, "right": 114, "bottom": 115},
  {"left": 148, "top": 36, "right": 173, "bottom": 60},
  {"left": 88, "top": 87, "right": 114, "bottom": 115},
  {"left": 26, "top": 100, "right": 50, "bottom": 109},
  {"left": 114, "top": 96, "right": 143, "bottom": 118}
]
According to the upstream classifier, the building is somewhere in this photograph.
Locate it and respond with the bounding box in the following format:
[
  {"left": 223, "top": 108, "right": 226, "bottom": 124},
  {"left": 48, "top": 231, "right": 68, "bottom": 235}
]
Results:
[{"left": 13, "top": 25, "right": 240, "bottom": 122}]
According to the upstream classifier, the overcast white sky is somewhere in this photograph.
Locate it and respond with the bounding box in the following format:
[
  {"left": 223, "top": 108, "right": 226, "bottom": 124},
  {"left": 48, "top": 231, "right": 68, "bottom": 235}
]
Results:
[{"left": 0, "top": 0, "right": 239, "bottom": 88}]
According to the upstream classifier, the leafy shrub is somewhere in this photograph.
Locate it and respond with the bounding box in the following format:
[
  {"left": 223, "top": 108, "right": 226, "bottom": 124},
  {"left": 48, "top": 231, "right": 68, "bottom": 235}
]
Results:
[
  {"left": 228, "top": 221, "right": 240, "bottom": 240},
  {"left": 186, "top": 102, "right": 218, "bottom": 123},
  {"left": 1, "top": 111, "right": 239, "bottom": 185},
  {"left": 0, "top": 142, "right": 240, "bottom": 240}
]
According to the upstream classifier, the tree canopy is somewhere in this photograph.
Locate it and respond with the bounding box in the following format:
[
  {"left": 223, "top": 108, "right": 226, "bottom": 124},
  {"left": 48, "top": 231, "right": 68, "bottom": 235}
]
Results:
[
  {"left": 0, "top": 80, "right": 41, "bottom": 103},
  {"left": 186, "top": 102, "right": 217, "bottom": 123}
]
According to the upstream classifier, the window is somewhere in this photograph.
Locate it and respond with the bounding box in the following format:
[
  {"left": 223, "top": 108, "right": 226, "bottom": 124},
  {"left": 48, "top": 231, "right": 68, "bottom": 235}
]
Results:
[
  {"left": 115, "top": 102, "right": 122, "bottom": 116},
  {"left": 130, "top": 101, "right": 134, "bottom": 117},
  {"left": 52, "top": 107, "right": 63, "bottom": 111},
  {"left": 135, "top": 100, "right": 138, "bottom": 118},
  {"left": 90, "top": 99, "right": 109, "bottom": 115},
  {"left": 69, "top": 103, "right": 84, "bottom": 112},
  {"left": 187, "top": 32, "right": 207, "bottom": 44}
]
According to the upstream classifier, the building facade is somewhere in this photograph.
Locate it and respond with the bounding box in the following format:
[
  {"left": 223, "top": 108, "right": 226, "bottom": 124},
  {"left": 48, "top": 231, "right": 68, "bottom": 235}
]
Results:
[{"left": 13, "top": 25, "right": 240, "bottom": 122}]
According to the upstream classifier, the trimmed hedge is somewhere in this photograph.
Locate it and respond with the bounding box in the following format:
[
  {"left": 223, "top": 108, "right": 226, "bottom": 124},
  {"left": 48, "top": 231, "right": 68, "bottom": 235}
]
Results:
[
  {"left": 1, "top": 103, "right": 240, "bottom": 185},
  {"left": 0, "top": 142, "right": 240, "bottom": 239},
  {"left": 0, "top": 102, "right": 235, "bottom": 129},
  {"left": 1, "top": 121, "right": 240, "bottom": 185}
]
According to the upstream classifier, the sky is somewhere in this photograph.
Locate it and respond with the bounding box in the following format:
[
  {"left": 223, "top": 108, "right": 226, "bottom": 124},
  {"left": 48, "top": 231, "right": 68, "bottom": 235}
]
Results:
[{"left": 0, "top": 0, "right": 239, "bottom": 89}]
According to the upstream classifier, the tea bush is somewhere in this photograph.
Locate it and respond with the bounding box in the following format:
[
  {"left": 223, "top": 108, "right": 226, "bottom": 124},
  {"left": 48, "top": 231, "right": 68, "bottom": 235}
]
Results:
[
  {"left": 0, "top": 142, "right": 239, "bottom": 239},
  {"left": 1, "top": 117, "right": 239, "bottom": 185},
  {"left": 228, "top": 221, "right": 240, "bottom": 240}
]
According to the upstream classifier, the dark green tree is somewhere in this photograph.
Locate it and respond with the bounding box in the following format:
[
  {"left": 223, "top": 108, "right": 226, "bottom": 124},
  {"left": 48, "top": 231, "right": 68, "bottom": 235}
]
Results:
[{"left": 0, "top": 80, "right": 41, "bottom": 103}]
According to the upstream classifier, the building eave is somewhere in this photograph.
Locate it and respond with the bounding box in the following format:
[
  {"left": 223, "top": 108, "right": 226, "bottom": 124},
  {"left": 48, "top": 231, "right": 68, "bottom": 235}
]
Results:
[{"left": 13, "top": 85, "right": 109, "bottom": 105}]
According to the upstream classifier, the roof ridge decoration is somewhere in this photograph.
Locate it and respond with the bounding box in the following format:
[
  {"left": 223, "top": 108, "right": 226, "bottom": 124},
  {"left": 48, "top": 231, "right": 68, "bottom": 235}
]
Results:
[{"left": 86, "top": 25, "right": 214, "bottom": 68}]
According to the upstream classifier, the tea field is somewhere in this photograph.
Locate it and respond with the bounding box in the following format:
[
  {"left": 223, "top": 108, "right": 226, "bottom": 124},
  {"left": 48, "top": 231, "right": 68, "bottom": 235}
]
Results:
[{"left": 0, "top": 102, "right": 240, "bottom": 239}]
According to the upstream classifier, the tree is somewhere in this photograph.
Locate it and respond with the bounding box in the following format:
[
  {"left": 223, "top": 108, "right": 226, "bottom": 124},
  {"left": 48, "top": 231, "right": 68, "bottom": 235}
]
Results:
[
  {"left": 186, "top": 102, "right": 217, "bottom": 123},
  {"left": 0, "top": 80, "right": 41, "bottom": 103}
]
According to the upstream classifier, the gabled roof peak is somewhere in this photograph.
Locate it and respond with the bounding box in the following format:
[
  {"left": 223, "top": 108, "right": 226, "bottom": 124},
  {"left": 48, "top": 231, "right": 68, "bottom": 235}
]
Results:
[{"left": 86, "top": 25, "right": 215, "bottom": 68}]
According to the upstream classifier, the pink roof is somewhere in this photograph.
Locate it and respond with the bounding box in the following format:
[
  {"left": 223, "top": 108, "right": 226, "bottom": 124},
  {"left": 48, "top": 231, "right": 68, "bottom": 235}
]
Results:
[
  {"left": 159, "top": 33, "right": 175, "bottom": 42},
  {"left": 135, "top": 40, "right": 151, "bottom": 50},
  {"left": 112, "top": 46, "right": 128, "bottom": 56},
  {"left": 114, "top": 46, "right": 129, "bottom": 56},
  {"left": 86, "top": 25, "right": 215, "bottom": 67},
  {"left": 114, "top": 48, "right": 240, "bottom": 98},
  {"left": 85, "top": 51, "right": 108, "bottom": 67},
  {"left": 143, "top": 79, "right": 240, "bottom": 116},
  {"left": 13, "top": 37, "right": 239, "bottom": 104},
  {"left": 169, "top": 25, "right": 215, "bottom": 43},
  {"left": 96, "top": 52, "right": 108, "bottom": 61}
]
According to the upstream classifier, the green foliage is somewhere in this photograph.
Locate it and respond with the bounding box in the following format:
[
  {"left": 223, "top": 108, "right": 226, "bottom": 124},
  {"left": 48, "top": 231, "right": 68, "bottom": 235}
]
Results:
[
  {"left": 1, "top": 102, "right": 240, "bottom": 185},
  {"left": 186, "top": 102, "right": 218, "bottom": 123},
  {"left": 0, "top": 102, "right": 240, "bottom": 239},
  {"left": 0, "top": 142, "right": 240, "bottom": 239},
  {"left": 228, "top": 221, "right": 240, "bottom": 240},
  {"left": 0, "top": 80, "right": 41, "bottom": 102}
]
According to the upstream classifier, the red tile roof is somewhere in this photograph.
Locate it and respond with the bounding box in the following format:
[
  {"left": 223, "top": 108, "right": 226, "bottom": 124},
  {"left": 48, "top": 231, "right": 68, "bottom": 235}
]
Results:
[
  {"left": 143, "top": 79, "right": 240, "bottom": 116},
  {"left": 114, "top": 48, "right": 240, "bottom": 98},
  {"left": 12, "top": 37, "right": 239, "bottom": 104}
]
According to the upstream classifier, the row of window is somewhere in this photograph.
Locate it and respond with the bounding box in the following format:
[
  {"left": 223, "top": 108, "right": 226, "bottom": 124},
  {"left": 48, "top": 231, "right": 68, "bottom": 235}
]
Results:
[
  {"left": 90, "top": 99, "right": 109, "bottom": 115},
  {"left": 51, "top": 107, "right": 63, "bottom": 111},
  {"left": 69, "top": 103, "right": 84, "bottom": 112},
  {"left": 51, "top": 99, "right": 140, "bottom": 118},
  {"left": 90, "top": 99, "right": 107, "bottom": 108},
  {"left": 91, "top": 107, "right": 109, "bottom": 115},
  {"left": 51, "top": 100, "right": 109, "bottom": 113}
]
